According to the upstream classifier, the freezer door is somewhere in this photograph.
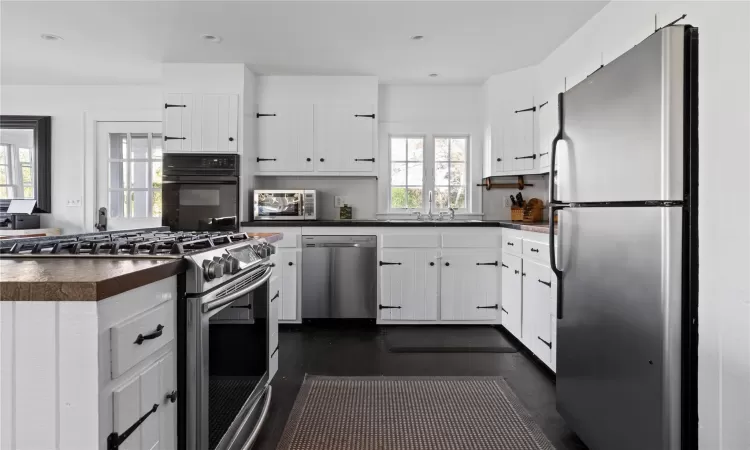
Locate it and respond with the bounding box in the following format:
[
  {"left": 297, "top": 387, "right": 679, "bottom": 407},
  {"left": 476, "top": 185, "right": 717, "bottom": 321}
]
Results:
[
  {"left": 558, "top": 26, "right": 685, "bottom": 202},
  {"left": 556, "top": 206, "right": 683, "bottom": 450}
]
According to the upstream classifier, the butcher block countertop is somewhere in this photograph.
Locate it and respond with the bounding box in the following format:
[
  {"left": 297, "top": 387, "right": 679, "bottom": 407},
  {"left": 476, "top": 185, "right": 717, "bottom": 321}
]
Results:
[{"left": 0, "top": 232, "right": 283, "bottom": 302}]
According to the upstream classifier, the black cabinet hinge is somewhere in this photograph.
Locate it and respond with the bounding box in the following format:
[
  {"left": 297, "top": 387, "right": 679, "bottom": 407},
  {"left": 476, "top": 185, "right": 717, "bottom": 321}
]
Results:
[
  {"left": 257, "top": 157, "right": 277, "bottom": 162},
  {"left": 530, "top": 248, "right": 539, "bottom": 253},
  {"left": 379, "top": 305, "right": 402, "bottom": 310},
  {"left": 477, "top": 304, "right": 499, "bottom": 310},
  {"left": 271, "top": 291, "right": 280, "bottom": 302},
  {"left": 501, "top": 307, "right": 508, "bottom": 314},
  {"left": 165, "top": 390, "right": 177, "bottom": 404},
  {"left": 107, "top": 404, "right": 159, "bottom": 450},
  {"left": 476, "top": 261, "right": 499, "bottom": 266},
  {"left": 538, "top": 336, "right": 552, "bottom": 348},
  {"left": 515, "top": 154, "right": 537, "bottom": 160},
  {"left": 501, "top": 263, "right": 509, "bottom": 268},
  {"left": 538, "top": 101, "right": 549, "bottom": 109},
  {"left": 538, "top": 279, "right": 552, "bottom": 287},
  {"left": 164, "top": 136, "right": 186, "bottom": 141},
  {"left": 514, "top": 106, "right": 537, "bottom": 113},
  {"left": 354, "top": 158, "right": 376, "bottom": 162},
  {"left": 354, "top": 114, "right": 376, "bottom": 119},
  {"left": 164, "top": 103, "right": 186, "bottom": 109},
  {"left": 257, "top": 113, "right": 277, "bottom": 118},
  {"left": 379, "top": 261, "right": 402, "bottom": 266},
  {"left": 271, "top": 346, "right": 279, "bottom": 358},
  {"left": 134, "top": 324, "right": 164, "bottom": 345},
  {"left": 539, "top": 152, "right": 549, "bottom": 157}
]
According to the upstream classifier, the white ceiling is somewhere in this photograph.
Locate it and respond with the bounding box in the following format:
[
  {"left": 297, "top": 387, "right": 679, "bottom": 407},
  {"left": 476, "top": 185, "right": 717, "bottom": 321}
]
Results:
[{"left": 0, "top": 1, "right": 607, "bottom": 85}]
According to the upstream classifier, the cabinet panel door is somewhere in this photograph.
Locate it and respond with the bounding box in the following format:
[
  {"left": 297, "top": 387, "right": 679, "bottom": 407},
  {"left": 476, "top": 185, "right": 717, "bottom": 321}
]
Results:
[
  {"left": 501, "top": 253, "right": 522, "bottom": 338},
  {"left": 538, "top": 101, "right": 555, "bottom": 170},
  {"left": 379, "top": 249, "right": 439, "bottom": 321},
  {"left": 279, "top": 249, "right": 300, "bottom": 321},
  {"left": 440, "top": 250, "right": 500, "bottom": 321},
  {"left": 314, "top": 105, "right": 375, "bottom": 172},
  {"left": 492, "top": 124, "right": 506, "bottom": 173},
  {"left": 257, "top": 104, "right": 314, "bottom": 172},
  {"left": 199, "top": 94, "right": 239, "bottom": 153},
  {"left": 158, "top": 351, "right": 177, "bottom": 450},
  {"left": 164, "top": 94, "right": 192, "bottom": 153},
  {"left": 510, "top": 109, "right": 536, "bottom": 171}
]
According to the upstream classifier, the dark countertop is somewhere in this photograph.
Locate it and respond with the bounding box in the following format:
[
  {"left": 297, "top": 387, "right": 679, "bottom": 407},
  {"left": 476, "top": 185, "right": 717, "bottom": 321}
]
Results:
[
  {"left": 0, "top": 232, "right": 283, "bottom": 301},
  {"left": 0, "top": 258, "right": 187, "bottom": 301},
  {"left": 241, "top": 220, "right": 553, "bottom": 234}
]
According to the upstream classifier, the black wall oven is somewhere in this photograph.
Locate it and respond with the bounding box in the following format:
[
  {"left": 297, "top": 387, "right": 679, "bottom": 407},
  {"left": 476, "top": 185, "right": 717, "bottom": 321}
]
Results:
[{"left": 163, "top": 154, "right": 240, "bottom": 232}]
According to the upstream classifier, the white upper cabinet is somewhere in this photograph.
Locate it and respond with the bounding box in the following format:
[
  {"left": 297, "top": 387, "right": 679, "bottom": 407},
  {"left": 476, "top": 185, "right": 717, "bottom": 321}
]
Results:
[
  {"left": 163, "top": 93, "right": 240, "bottom": 153},
  {"left": 314, "top": 104, "right": 376, "bottom": 173},
  {"left": 508, "top": 99, "right": 537, "bottom": 171},
  {"left": 256, "top": 103, "right": 314, "bottom": 172}
]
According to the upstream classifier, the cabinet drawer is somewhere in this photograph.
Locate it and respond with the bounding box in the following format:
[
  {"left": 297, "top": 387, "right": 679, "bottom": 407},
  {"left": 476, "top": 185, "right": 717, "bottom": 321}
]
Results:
[
  {"left": 441, "top": 233, "right": 501, "bottom": 248},
  {"left": 110, "top": 301, "right": 174, "bottom": 379},
  {"left": 523, "top": 239, "right": 549, "bottom": 263},
  {"left": 502, "top": 236, "right": 522, "bottom": 254}
]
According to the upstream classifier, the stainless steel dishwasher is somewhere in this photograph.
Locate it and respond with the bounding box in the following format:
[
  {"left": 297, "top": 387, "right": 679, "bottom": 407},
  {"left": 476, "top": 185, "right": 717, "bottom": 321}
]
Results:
[{"left": 301, "top": 235, "right": 377, "bottom": 319}]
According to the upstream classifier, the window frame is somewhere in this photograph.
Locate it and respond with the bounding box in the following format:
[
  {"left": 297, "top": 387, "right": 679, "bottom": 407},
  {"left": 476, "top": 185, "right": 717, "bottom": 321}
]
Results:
[
  {"left": 106, "top": 132, "right": 162, "bottom": 219},
  {"left": 387, "top": 134, "right": 426, "bottom": 211},
  {"left": 433, "top": 135, "right": 470, "bottom": 212},
  {"left": 386, "top": 133, "right": 471, "bottom": 214}
]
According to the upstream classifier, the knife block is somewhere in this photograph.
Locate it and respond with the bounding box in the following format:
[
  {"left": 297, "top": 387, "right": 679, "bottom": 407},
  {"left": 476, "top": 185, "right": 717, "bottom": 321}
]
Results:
[{"left": 510, "top": 207, "right": 524, "bottom": 221}]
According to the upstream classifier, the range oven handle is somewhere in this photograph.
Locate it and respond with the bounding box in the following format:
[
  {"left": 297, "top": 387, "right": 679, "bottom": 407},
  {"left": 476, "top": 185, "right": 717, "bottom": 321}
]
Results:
[
  {"left": 201, "top": 265, "right": 273, "bottom": 313},
  {"left": 242, "top": 386, "right": 272, "bottom": 450}
]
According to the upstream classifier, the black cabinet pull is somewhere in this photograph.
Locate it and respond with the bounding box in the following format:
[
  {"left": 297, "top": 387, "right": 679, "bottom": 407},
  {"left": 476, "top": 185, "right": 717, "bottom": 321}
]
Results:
[
  {"left": 539, "top": 152, "right": 549, "bottom": 157},
  {"left": 257, "top": 113, "right": 277, "bottom": 118},
  {"left": 514, "top": 269, "right": 520, "bottom": 274},
  {"left": 522, "top": 272, "right": 527, "bottom": 277},
  {"left": 496, "top": 158, "right": 502, "bottom": 162},
  {"left": 501, "top": 263, "right": 509, "bottom": 268},
  {"left": 257, "top": 157, "right": 277, "bottom": 162},
  {"left": 288, "top": 261, "right": 293, "bottom": 266},
  {"left": 164, "top": 136, "right": 185, "bottom": 141},
  {"left": 134, "top": 324, "right": 164, "bottom": 345},
  {"left": 476, "top": 261, "right": 499, "bottom": 266},
  {"left": 530, "top": 248, "right": 539, "bottom": 253},
  {"left": 538, "top": 279, "right": 552, "bottom": 287},
  {"left": 165, "top": 390, "right": 177, "bottom": 404},
  {"left": 429, "top": 262, "right": 435, "bottom": 266},
  {"left": 476, "top": 304, "right": 499, "bottom": 310},
  {"left": 354, "top": 114, "right": 376, "bottom": 119},
  {"left": 379, "top": 305, "right": 402, "bottom": 310},
  {"left": 320, "top": 158, "right": 325, "bottom": 162},
  {"left": 164, "top": 103, "right": 186, "bottom": 109},
  {"left": 271, "top": 291, "right": 280, "bottom": 302},
  {"left": 229, "top": 137, "right": 234, "bottom": 142},
  {"left": 107, "top": 403, "right": 159, "bottom": 450},
  {"left": 270, "top": 263, "right": 276, "bottom": 268},
  {"left": 538, "top": 337, "right": 552, "bottom": 348},
  {"left": 538, "top": 101, "right": 549, "bottom": 109},
  {"left": 445, "top": 262, "right": 450, "bottom": 267},
  {"left": 501, "top": 307, "right": 508, "bottom": 314},
  {"left": 379, "top": 261, "right": 402, "bottom": 266},
  {"left": 306, "top": 158, "right": 311, "bottom": 162},
  {"left": 514, "top": 106, "right": 537, "bottom": 113},
  {"left": 515, "top": 154, "right": 537, "bottom": 160},
  {"left": 354, "top": 158, "right": 376, "bottom": 162},
  {"left": 506, "top": 242, "right": 514, "bottom": 246}
]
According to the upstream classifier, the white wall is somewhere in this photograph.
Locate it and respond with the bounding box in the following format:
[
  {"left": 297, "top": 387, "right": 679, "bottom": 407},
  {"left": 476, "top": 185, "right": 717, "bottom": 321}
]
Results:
[
  {"left": 0, "top": 86, "right": 161, "bottom": 233},
  {"left": 377, "top": 84, "right": 484, "bottom": 216},
  {"left": 535, "top": 2, "right": 750, "bottom": 448}
]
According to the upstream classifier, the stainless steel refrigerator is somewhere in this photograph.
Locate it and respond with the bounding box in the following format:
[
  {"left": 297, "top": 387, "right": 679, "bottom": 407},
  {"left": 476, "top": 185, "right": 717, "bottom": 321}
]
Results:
[{"left": 549, "top": 25, "right": 699, "bottom": 450}]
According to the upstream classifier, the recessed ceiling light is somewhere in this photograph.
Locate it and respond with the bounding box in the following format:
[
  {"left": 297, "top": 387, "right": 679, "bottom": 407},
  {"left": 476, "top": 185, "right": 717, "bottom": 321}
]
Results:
[
  {"left": 200, "top": 34, "right": 222, "bottom": 43},
  {"left": 428, "top": 73, "right": 439, "bottom": 78},
  {"left": 410, "top": 35, "right": 425, "bottom": 41},
  {"left": 40, "top": 34, "right": 63, "bottom": 41}
]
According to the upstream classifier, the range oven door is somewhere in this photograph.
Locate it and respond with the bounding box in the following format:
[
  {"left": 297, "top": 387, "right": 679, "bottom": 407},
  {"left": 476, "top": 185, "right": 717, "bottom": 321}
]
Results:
[
  {"left": 163, "top": 175, "right": 239, "bottom": 232},
  {"left": 185, "top": 265, "right": 273, "bottom": 450}
]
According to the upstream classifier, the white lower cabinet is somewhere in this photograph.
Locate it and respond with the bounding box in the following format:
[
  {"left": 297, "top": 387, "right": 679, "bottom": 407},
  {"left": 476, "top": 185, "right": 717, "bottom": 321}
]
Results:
[
  {"left": 379, "top": 249, "right": 439, "bottom": 321},
  {"left": 440, "top": 250, "right": 501, "bottom": 321},
  {"left": 269, "top": 273, "right": 280, "bottom": 382},
  {"left": 501, "top": 253, "right": 523, "bottom": 338},
  {"left": 112, "top": 349, "right": 176, "bottom": 450},
  {"left": 278, "top": 248, "right": 300, "bottom": 321}
]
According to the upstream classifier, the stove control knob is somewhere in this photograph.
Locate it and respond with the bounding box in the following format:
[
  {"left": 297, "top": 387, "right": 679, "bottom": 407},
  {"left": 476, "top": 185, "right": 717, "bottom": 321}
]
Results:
[
  {"left": 268, "top": 244, "right": 276, "bottom": 255},
  {"left": 203, "top": 260, "right": 224, "bottom": 281},
  {"left": 213, "top": 256, "right": 230, "bottom": 274},
  {"left": 225, "top": 255, "right": 241, "bottom": 274}
]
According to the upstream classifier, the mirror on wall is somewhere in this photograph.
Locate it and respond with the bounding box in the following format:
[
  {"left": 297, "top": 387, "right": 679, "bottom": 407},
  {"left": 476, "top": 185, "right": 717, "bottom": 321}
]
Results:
[{"left": 0, "top": 116, "right": 52, "bottom": 213}]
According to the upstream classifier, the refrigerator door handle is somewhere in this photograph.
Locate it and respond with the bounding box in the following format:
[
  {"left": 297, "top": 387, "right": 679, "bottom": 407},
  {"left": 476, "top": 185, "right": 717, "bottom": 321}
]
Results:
[{"left": 549, "top": 92, "right": 568, "bottom": 320}]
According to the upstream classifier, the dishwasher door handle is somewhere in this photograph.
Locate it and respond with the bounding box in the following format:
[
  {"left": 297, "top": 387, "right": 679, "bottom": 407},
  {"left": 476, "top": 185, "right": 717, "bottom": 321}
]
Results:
[{"left": 318, "top": 243, "right": 360, "bottom": 248}]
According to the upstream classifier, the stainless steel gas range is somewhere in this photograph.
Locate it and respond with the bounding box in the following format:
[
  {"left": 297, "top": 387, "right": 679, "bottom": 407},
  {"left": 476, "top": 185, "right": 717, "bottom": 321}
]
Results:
[{"left": 0, "top": 229, "right": 277, "bottom": 450}]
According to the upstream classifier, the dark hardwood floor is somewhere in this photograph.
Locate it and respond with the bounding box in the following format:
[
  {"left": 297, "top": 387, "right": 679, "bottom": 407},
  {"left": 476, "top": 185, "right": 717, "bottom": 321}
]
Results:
[{"left": 253, "top": 324, "right": 586, "bottom": 450}]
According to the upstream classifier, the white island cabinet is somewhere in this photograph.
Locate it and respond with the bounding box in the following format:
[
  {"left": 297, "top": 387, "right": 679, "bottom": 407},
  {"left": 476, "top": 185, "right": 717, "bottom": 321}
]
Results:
[{"left": 0, "top": 277, "right": 178, "bottom": 450}]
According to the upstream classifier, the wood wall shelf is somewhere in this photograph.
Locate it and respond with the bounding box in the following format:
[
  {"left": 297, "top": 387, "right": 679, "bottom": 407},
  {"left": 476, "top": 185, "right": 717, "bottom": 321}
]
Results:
[{"left": 477, "top": 175, "right": 533, "bottom": 191}]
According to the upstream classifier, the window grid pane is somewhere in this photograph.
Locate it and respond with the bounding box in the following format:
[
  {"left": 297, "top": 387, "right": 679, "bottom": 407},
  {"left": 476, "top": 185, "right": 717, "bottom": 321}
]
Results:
[
  {"left": 434, "top": 137, "right": 468, "bottom": 209},
  {"left": 390, "top": 137, "right": 424, "bottom": 209},
  {"left": 108, "top": 132, "right": 161, "bottom": 218}
]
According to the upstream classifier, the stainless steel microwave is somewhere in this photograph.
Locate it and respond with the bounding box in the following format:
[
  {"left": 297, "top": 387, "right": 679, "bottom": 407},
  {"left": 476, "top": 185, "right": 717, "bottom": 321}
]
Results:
[{"left": 253, "top": 190, "right": 317, "bottom": 220}]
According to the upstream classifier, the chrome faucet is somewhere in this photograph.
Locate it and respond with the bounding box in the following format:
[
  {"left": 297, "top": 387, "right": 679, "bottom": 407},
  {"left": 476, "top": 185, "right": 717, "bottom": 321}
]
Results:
[{"left": 427, "top": 190, "right": 434, "bottom": 220}]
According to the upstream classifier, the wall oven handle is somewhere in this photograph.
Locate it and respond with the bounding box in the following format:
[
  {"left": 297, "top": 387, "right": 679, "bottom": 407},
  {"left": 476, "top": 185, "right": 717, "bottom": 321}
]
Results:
[
  {"left": 242, "top": 386, "right": 273, "bottom": 450},
  {"left": 201, "top": 265, "right": 273, "bottom": 313}
]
